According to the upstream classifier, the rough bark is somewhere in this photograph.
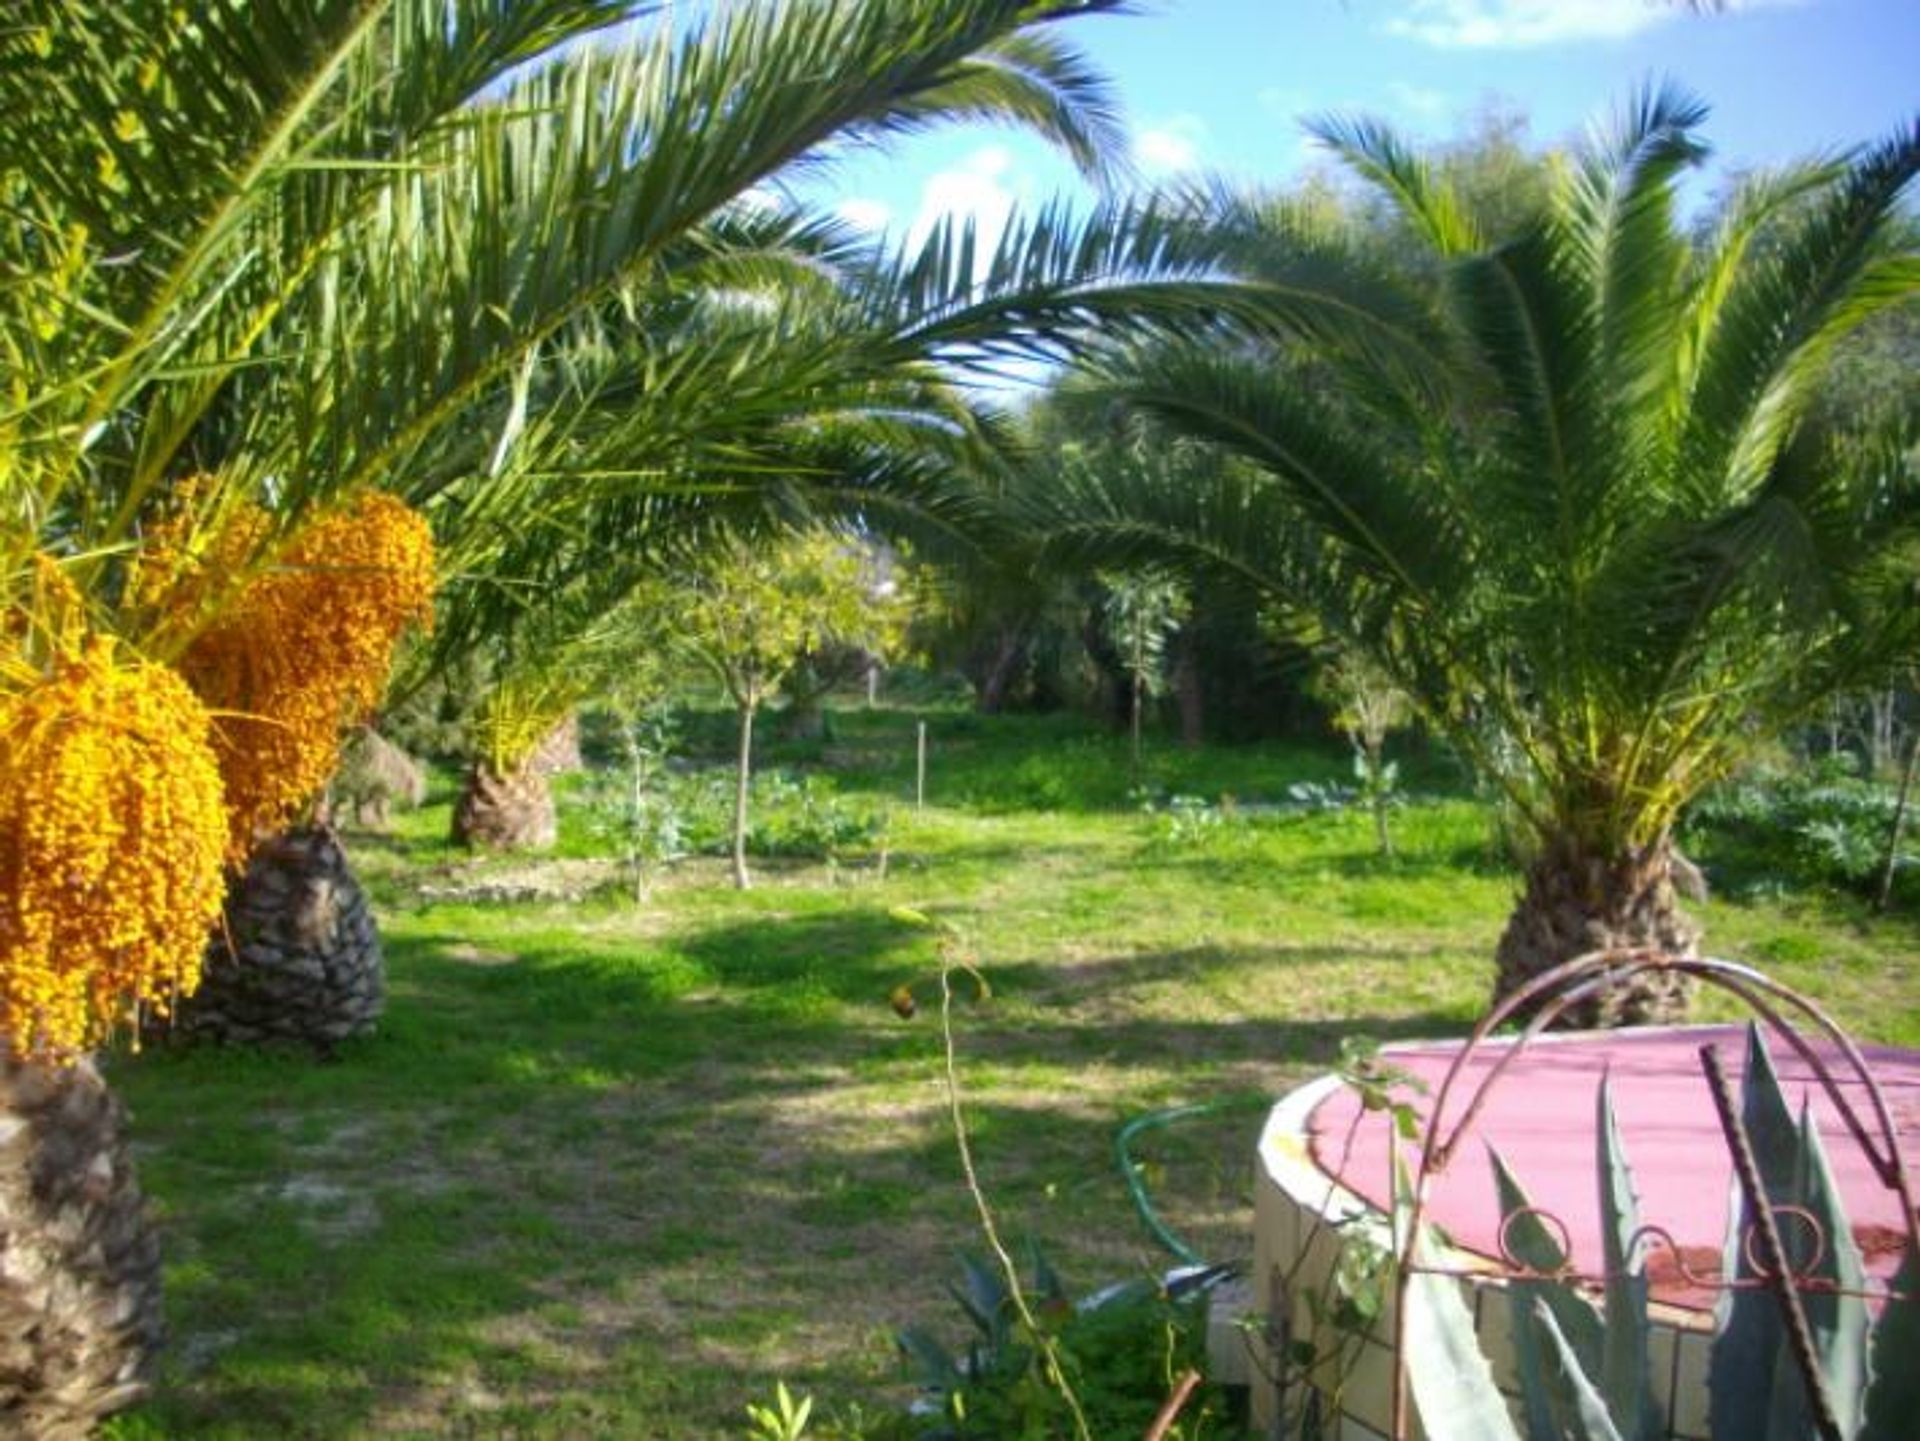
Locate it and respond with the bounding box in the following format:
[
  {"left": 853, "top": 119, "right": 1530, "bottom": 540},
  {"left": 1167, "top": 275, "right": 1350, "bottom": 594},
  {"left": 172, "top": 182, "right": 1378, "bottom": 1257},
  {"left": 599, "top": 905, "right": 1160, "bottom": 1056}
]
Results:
[
  {"left": 331, "top": 729, "right": 427, "bottom": 827},
  {"left": 167, "top": 827, "right": 384, "bottom": 1049},
  {"left": 0, "top": 1054, "right": 162, "bottom": 1438},
  {"left": 1492, "top": 834, "right": 1697, "bottom": 1027},
  {"left": 778, "top": 693, "right": 827, "bottom": 742},
  {"left": 966, "top": 627, "right": 1028, "bottom": 714},
  {"left": 777, "top": 656, "right": 839, "bottom": 740},
  {"left": 451, "top": 759, "right": 556, "bottom": 850}
]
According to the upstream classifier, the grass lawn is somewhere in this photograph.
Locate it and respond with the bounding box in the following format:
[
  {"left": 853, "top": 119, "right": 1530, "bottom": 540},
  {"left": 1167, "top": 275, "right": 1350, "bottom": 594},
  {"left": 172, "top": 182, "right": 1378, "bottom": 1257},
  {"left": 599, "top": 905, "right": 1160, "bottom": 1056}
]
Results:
[{"left": 104, "top": 709, "right": 1920, "bottom": 1439}]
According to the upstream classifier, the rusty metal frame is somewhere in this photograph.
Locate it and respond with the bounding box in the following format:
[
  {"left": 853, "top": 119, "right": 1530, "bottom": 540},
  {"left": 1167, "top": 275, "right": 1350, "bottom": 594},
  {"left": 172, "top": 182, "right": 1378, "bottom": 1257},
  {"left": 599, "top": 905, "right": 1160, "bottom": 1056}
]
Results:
[{"left": 1377, "top": 948, "right": 1920, "bottom": 1441}]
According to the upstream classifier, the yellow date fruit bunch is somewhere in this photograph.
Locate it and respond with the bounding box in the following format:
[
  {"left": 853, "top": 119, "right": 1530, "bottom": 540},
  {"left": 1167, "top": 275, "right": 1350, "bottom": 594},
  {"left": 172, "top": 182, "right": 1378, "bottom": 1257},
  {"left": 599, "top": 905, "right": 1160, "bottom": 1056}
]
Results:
[
  {"left": 174, "top": 493, "right": 435, "bottom": 860},
  {"left": 0, "top": 635, "right": 228, "bottom": 1060}
]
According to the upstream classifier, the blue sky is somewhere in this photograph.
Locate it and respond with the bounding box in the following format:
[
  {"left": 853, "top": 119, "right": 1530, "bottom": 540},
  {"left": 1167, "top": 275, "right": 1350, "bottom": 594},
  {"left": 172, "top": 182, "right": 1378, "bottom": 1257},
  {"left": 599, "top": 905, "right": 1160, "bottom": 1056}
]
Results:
[{"left": 803, "top": 0, "right": 1920, "bottom": 247}]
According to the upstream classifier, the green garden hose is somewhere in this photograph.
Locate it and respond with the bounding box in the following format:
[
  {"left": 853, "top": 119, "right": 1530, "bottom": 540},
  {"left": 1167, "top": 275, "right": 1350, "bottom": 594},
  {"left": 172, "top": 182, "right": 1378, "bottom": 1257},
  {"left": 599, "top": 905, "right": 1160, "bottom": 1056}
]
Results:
[{"left": 1113, "top": 1093, "right": 1276, "bottom": 1268}]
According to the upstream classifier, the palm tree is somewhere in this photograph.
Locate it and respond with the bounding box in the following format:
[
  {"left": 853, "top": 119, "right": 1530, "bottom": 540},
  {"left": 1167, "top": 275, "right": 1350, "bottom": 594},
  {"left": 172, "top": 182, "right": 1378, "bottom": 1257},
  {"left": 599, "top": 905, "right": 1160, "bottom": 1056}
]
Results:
[
  {"left": 1046, "top": 88, "right": 1920, "bottom": 1024},
  {"left": 415, "top": 176, "right": 1262, "bottom": 852},
  {"left": 0, "top": 0, "right": 1144, "bottom": 1423}
]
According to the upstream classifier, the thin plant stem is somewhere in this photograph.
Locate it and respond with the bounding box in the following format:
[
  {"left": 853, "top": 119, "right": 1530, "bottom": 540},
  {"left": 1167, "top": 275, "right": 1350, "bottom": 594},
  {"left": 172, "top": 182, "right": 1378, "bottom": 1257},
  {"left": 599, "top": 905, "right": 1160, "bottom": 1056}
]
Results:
[
  {"left": 937, "top": 956, "right": 1093, "bottom": 1441},
  {"left": 1874, "top": 721, "right": 1919, "bottom": 913}
]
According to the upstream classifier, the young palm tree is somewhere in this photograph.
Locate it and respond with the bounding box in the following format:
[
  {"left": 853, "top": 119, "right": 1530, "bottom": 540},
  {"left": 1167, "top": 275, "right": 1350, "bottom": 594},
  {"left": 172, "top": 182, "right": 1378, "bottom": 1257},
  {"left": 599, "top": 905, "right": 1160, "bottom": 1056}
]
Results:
[
  {"left": 1047, "top": 88, "right": 1920, "bottom": 1023},
  {"left": 418, "top": 177, "right": 1262, "bottom": 851}
]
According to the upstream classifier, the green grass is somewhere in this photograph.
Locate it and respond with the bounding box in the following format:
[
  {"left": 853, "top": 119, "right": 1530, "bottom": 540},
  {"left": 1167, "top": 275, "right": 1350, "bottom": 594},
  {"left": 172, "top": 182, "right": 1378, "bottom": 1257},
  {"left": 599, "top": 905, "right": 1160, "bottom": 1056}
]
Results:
[{"left": 104, "top": 708, "right": 1920, "bottom": 1438}]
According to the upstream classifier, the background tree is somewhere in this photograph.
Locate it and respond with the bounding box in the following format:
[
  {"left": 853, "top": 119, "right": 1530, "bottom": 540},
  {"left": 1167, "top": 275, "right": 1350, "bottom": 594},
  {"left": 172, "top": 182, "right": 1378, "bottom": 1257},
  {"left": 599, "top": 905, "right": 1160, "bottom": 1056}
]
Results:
[
  {"left": 1308, "top": 644, "right": 1414, "bottom": 856},
  {"left": 1098, "top": 569, "right": 1188, "bottom": 782},
  {"left": 679, "top": 531, "right": 912, "bottom": 889},
  {"left": 1047, "top": 89, "right": 1920, "bottom": 1023}
]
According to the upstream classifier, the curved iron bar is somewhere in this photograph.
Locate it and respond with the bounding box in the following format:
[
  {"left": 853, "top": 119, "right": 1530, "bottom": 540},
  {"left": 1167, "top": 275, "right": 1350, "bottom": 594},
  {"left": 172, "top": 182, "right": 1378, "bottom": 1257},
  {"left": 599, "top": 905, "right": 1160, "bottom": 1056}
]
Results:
[
  {"left": 1470, "top": 1212, "right": 1910, "bottom": 1300},
  {"left": 1384, "top": 950, "right": 1920, "bottom": 1441},
  {"left": 1487, "top": 1208, "right": 1847, "bottom": 1292},
  {"left": 1493, "top": 1204, "right": 1576, "bottom": 1281},
  {"left": 1741, "top": 1204, "right": 1827, "bottom": 1284}
]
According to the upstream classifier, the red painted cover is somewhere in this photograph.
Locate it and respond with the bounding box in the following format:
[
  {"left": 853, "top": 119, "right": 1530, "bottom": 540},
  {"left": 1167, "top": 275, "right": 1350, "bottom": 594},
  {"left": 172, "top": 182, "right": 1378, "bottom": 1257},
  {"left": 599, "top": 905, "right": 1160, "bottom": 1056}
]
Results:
[{"left": 1307, "top": 1026, "right": 1920, "bottom": 1310}]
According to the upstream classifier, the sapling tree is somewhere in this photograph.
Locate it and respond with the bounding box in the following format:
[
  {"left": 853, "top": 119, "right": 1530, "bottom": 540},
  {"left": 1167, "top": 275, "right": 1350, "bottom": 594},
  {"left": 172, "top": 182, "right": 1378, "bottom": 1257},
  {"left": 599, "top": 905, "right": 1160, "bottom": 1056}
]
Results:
[
  {"left": 1099, "top": 569, "right": 1188, "bottom": 783},
  {"left": 681, "top": 531, "right": 910, "bottom": 888},
  {"left": 1310, "top": 647, "right": 1413, "bottom": 856},
  {"left": 595, "top": 612, "right": 681, "bottom": 903}
]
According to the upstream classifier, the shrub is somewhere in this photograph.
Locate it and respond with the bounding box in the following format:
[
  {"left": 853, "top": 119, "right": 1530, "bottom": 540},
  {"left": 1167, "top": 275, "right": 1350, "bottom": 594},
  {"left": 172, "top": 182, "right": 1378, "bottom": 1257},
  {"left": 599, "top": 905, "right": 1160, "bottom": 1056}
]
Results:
[
  {"left": 1682, "top": 755, "right": 1914, "bottom": 900},
  {"left": 896, "top": 1249, "right": 1231, "bottom": 1439}
]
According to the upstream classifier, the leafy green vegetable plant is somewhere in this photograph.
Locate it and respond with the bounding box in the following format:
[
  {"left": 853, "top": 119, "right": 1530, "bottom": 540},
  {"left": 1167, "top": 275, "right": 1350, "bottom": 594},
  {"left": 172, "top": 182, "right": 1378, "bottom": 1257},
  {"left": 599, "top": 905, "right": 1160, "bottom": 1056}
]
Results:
[{"left": 895, "top": 1247, "right": 1230, "bottom": 1440}]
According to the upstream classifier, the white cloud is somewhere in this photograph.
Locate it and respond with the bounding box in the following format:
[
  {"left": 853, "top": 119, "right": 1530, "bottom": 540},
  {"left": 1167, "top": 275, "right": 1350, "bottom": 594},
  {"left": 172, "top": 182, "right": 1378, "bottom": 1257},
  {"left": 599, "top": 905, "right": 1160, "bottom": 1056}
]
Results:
[
  {"left": 906, "top": 146, "right": 1023, "bottom": 278},
  {"left": 1383, "top": 0, "right": 1797, "bottom": 48},
  {"left": 1257, "top": 86, "right": 1314, "bottom": 118},
  {"left": 1134, "top": 114, "right": 1207, "bottom": 175},
  {"left": 1385, "top": 82, "right": 1452, "bottom": 120},
  {"left": 834, "top": 197, "right": 893, "bottom": 233}
]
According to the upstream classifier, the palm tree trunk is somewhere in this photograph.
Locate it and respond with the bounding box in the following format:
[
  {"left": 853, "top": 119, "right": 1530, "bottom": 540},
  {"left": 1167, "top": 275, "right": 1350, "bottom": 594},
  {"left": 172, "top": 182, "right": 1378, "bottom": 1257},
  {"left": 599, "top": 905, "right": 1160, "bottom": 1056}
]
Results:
[
  {"left": 1492, "top": 834, "right": 1697, "bottom": 1026},
  {"left": 969, "top": 627, "right": 1027, "bottom": 714},
  {"left": 166, "top": 826, "right": 385, "bottom": 1050},
  {"left": 451, "top": 758, "right": 557, "bottom": 850},
  {"left": 0, "top": 1052, "right": 164, "bottom": 1436},
  {"left": 732, "top": 701, "right": 755, "bottom": 891}
]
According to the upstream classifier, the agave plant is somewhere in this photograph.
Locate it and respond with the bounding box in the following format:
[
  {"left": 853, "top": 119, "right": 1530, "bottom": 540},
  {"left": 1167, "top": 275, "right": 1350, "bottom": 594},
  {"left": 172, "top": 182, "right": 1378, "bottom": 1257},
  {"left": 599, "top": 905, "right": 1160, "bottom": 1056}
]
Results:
[
  {"left": 1044, "top": 88, "right": 1920, "bottom": 1022},
  {"left": 1400, "top": 1025, "right": 1920, "bottom": 1441}
]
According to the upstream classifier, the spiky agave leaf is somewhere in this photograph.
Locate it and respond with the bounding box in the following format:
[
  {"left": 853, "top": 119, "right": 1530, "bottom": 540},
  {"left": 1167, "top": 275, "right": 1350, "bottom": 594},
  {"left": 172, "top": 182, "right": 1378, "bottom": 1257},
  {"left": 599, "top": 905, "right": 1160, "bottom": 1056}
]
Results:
[{"left": 1491, "top": 1147, "right": 1609, "bottom": 1440}]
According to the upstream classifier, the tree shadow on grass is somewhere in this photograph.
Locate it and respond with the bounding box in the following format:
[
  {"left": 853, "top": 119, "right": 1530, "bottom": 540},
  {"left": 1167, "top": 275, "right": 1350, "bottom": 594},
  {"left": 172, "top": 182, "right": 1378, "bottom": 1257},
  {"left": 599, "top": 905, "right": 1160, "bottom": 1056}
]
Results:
[
  {"left": 109, "top": 902, "right": 1474, "bottom": 1439},
  {"left": 984, "top": 940, "right": 1461, "bottom": 999}
]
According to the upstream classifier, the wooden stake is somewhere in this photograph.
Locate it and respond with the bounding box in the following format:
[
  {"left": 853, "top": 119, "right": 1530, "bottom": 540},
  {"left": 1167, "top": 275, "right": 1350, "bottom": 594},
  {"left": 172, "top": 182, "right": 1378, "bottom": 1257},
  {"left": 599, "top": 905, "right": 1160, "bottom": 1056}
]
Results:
[{"left": 1144, "top": 1370, "right": 1203, "bottom": 1441}]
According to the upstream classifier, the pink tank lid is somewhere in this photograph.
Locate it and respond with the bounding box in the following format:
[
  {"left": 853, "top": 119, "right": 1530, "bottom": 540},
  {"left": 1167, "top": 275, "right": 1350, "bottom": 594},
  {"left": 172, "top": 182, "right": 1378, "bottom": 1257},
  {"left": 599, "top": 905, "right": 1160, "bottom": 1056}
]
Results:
[{"left": 1306, "top": 1025, "right": 1920, "bottom": 1310}]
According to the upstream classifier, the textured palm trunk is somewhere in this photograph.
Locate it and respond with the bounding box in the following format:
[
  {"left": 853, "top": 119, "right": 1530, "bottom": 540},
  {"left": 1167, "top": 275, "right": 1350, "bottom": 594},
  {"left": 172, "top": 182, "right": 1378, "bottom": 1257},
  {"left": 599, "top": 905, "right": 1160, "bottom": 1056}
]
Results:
[
  {"left": 451, "top": 758, "right": 557, "bottom": 850},
  {"left": 0, "top": 1052, "right": 163, "bottom": 1437},
  {"left": 1493, "top": 834, "right": 1697, "bottom": 1027},
  {"left": 168, "top": 826, "right": 384, "bottom": 1049},
  {"left": 967, "top": 627, "right": 1027, "bottom": 714},
  {"left": 333, "top": 729, "right": 428, "bottom": 827},
  {"left": 779, "top": 693, "right": 827, "bottom": 742}
]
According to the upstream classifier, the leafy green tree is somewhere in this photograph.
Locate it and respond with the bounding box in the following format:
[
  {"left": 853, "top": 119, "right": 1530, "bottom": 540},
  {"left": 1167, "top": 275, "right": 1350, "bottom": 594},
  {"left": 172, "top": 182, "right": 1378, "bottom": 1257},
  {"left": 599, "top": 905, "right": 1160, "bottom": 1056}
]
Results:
[
  {"left": 679, "top": 531, "right": 910, "bottom": 889},
  {"left": 1051, "top": 88, "right": 1920, "bottom": 1023}
]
